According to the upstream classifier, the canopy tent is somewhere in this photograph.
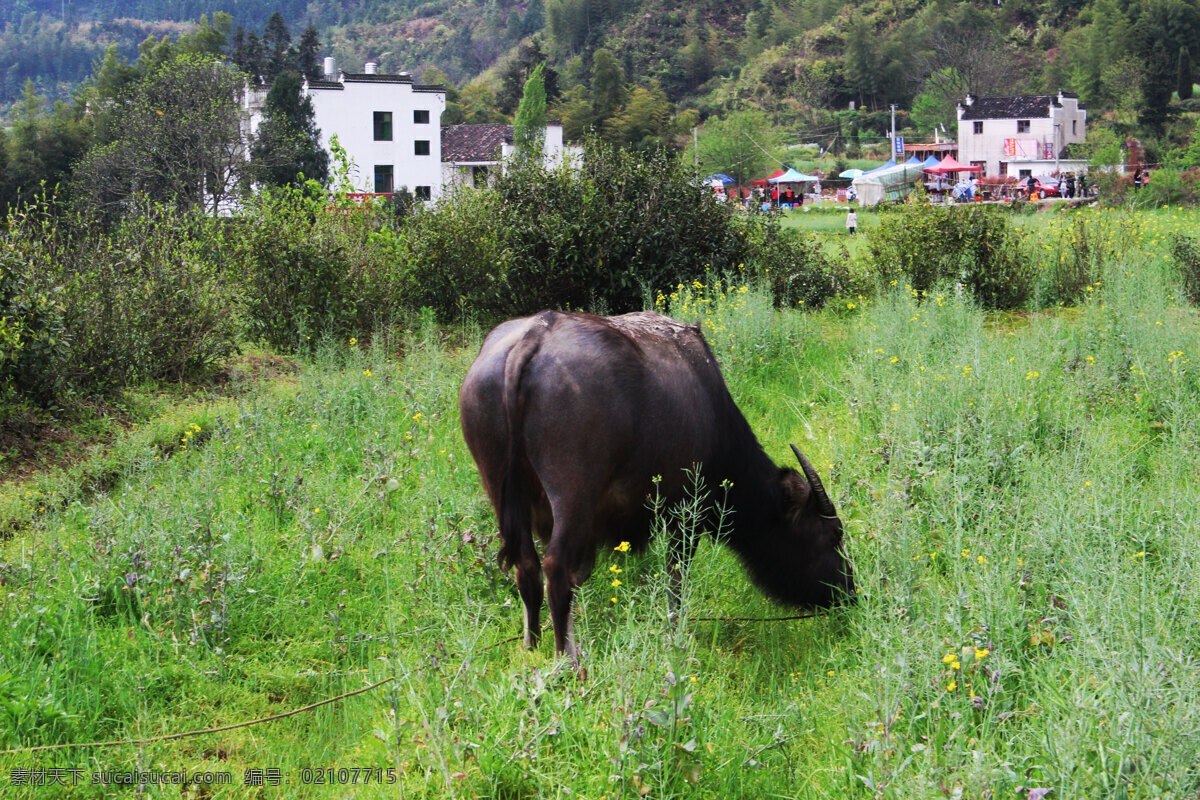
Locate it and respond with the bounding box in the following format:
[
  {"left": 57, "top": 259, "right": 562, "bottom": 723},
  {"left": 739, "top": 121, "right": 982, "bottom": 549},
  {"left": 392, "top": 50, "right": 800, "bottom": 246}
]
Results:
[
  {"left": 851, "top": 163, "right": 927, "bottom": 207},
  {"left": 705, "top": 173, "right": 736, "bottom": 184},
  {"left": 839, "top": 168, "right": 865, "bottom": 179},
  {"left": 751, "top": 169, "right": 785, "bottom": 186},
  {"left": 903, "top": 155, "right": 925, "bottom": 166},
  {"left": 768, "top": 167, "right": 819, "bottom": 183},
  {"left": 863, "top": 159, "right": 897, "bottom": 176},
  {"left": 923, "top": 155, "right": 941, "bottom": 169},
  {"left": 924, "top": 155, "right": 982, "bottom": 175}
]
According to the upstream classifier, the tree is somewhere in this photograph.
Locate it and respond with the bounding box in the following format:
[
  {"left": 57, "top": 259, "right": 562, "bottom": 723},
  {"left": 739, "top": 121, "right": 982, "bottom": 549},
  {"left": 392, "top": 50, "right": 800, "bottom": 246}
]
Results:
[
  {"left": 590, "top": 49, "right": 625, "bottom": 122},
  {"left": 513, "top": 64, "right": 547, "bottom": 160},
  {"left": 250, "top": 71, "right": 329, "bottom": 188},
  {"left": 1179, "top": 46, "right": 1194, "bottom": 100},
  {"left": 692, "top": 110, "right": 779, "bottom": 187},
  {"left": 296, "top": 26, "right": 322, "bottom": 82},
  {"left": 498, "top": 38, "right": 559, "bottom": 114},
  {"left": 73, "top": 54, "right": 247, "bottom": 218},
  {"left": 262, "top": 12, "right": 293, "bottom": 83},
  {"left": 604, "top": 83, "right": 672, "bottom": 152}
]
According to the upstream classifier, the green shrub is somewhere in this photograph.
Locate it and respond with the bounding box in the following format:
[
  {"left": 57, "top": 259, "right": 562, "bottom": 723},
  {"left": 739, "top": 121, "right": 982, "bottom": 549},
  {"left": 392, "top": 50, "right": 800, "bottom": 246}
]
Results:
[
  {"left": 65, "top": 206, "right": 242, "bottom": 388},
  {"left": 738, "top": 214, "right": 847, "bottom": 309},
  {"left": 0, "top": 250, "right": 67, "bottom": 407},
  {"left": 232, "top": 185, "right": 402, "bottom": 350},
  {"left": 1170, "top": 233, "right": 1200, "bottom": 304},
  {"left": 866, "top": 200, "right": 1033, "bottom": 309},
  {"left": 1035, "top": 212, "right": 1129, "bottom": 306},
  {"left": 0, "top": 197, "right": 240, "bottom": 411},
  {"left": 390, "top": 185, "right": 508, "bottom": 320},
  {"left": 401, "top": 140, "right": 749, "bottom": 321}
]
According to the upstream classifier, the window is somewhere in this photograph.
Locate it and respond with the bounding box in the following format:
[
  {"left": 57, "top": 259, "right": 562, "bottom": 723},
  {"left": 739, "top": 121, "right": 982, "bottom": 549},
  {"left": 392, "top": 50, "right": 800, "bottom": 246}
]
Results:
[
  {"left": 414, "top": 140, "right": 431, "bottom": 156},
  {"left": 1018, "top": 169, "right": 1031, "bottom": 179},
  {"left": 373, "top": 111, "right": 393, "bottom": 141},
  {"left": 1072, "top": 120, "right": 1077, "bottom": 136},
  {"left": 374, "top": 165, "right": 394, "bottom": 193},
  {"left": 1017, "top": 119, "right": 1031, "bottom": 133},
  {"left": 414, "top": 109, "right": 430, "bottom": 124},
  {"left": 971, "top": 160, "right": 987, "bottom": 177},
  {"left": 472, "top": 165, "right": 489, "bottom": 186},
  {"left": 999, "top": 162, "right": 1008, "bottom": 177},
  {"left": 414, "top": 186, "right": 432, "bottom": 201},
  {"left": 973, "top": 121, "right": 983, "bottom": 135}
]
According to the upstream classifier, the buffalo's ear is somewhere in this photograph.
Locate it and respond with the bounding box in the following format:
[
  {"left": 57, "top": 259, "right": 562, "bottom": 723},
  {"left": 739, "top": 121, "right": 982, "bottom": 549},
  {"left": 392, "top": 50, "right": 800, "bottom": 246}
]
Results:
[{"left": 780, "top": 468, "right": 811, "bottom": 521}]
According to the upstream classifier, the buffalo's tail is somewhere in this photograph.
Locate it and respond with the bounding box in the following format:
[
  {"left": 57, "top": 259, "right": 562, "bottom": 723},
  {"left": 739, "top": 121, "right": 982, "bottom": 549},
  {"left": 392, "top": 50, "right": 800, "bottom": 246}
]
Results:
[{"left": 497, "top": 312, "right": 555, "bottom": 570}]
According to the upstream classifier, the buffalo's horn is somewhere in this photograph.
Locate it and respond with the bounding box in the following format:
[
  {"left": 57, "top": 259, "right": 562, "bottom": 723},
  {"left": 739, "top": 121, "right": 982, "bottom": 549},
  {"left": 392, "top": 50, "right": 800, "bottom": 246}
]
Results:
[{"left": 791, "top": 444, "right": 837, "bottom": 517}]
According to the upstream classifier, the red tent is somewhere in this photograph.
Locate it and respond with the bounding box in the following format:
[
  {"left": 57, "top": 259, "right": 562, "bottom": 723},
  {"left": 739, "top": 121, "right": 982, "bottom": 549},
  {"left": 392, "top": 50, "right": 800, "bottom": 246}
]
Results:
[
  {"left": 751, "top": 169, "right": 786, "bottom": 186},
  {"left": 924, "top": 155, "right": 981, "bottom": 175}
]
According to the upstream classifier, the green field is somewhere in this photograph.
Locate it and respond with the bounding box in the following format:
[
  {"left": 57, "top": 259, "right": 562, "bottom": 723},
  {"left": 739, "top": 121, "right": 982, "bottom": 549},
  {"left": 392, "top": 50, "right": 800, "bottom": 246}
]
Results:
[{"left": 2, "top": 210, "right": 1200, "bottom": 798}]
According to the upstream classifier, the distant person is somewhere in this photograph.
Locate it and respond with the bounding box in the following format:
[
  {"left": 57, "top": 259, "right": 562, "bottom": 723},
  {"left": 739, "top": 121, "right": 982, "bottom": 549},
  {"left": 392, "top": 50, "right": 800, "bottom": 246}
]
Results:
[
  {"left": 846, "top": 210, "right": 858, "bottom": 235},
  {"left": 1079, "top": 174, "right": 1088, "bottom": 197}
]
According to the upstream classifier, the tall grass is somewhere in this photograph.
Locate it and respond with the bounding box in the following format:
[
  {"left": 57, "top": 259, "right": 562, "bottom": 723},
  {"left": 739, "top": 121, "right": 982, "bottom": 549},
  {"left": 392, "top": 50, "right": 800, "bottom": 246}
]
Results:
[{"left": 1, "top": 213, "right": 1200, "bottom": 798}]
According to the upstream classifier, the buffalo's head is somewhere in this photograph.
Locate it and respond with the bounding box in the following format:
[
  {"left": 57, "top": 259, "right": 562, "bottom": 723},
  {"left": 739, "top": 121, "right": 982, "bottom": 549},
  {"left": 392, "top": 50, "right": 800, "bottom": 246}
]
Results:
[{"left": 744, "top": 445, "right": 855, "bottom": 608}]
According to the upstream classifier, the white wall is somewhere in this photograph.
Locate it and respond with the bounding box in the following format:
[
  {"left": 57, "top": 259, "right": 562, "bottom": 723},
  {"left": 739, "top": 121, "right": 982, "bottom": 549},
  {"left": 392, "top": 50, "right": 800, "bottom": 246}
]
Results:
[
  {"left": 957, "top": 92, "right": 1087, "bottom": 178},
  {"left": 306, "top": 75, "right": 446, "bottom": 201}
]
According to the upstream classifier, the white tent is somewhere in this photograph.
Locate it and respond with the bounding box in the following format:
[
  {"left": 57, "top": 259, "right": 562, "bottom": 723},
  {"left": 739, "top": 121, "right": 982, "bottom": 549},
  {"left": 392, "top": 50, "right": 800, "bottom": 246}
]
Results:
[{"left": 851, "top": 163, "right": 927, "bottom": 207}]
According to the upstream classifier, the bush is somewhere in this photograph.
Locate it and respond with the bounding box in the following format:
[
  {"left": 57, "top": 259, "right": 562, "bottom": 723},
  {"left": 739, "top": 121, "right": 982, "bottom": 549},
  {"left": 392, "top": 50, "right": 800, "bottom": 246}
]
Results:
[
  {"left": 1170, "top": 233, "right": 1200, "bottom": 304},
  {"left": 401, "top": 140, "right": 750, "bottom": 321},
  {"left": 0, "top": 250, "right": 67, "bottom": 408},
  {"left": 0, "top": 197, "right": 241, "bottom": 413},
  {"left": 866, "top": 200, "right": 1033, "bottom": 309},
  {"left": 738, "top": 214, "right": 847, "bottom": 309},
  {"left": 232, "top": 185, "right": 403, "bottom": 350}
]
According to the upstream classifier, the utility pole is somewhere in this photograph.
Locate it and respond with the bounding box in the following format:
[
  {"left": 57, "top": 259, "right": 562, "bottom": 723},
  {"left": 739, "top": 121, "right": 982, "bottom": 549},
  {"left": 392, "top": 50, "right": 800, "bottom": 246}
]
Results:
[
  {"left": 693, "top": 126, "right": 699, "bottom": 169},
  {"left": 890, "top": 104, "right": 896, "bottom": 152},
  {"left": 1053, "top": 123, "right": 1061, "bottom": 177}
]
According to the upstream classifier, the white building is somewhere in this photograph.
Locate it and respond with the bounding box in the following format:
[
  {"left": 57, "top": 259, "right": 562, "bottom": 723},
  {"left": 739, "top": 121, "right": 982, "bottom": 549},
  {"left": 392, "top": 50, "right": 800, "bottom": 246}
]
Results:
[
  {"left": 441, "top": 122, "right": 579, "bottom": 190},
  {"left": 956, "top": 91, "right": 1088, "bottom": 179},
  {"left": 305, "top": 59, "right": 446, "bottom": 201},
  {"left": 244, "top": 58, "right": 579, "bottom": 203}
]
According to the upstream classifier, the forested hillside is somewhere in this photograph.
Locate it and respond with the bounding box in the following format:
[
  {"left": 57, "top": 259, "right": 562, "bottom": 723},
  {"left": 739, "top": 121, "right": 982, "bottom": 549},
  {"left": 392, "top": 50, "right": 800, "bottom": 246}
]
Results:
[{"left": 2, "top": 0, "right": 1198, "bottom": 167}]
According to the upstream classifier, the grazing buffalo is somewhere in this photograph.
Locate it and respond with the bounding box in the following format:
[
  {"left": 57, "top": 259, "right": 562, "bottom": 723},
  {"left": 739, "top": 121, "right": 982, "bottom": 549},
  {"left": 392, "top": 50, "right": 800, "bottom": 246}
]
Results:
[{"left": 459, "top": 310, "right": 854, "bottom": 657}]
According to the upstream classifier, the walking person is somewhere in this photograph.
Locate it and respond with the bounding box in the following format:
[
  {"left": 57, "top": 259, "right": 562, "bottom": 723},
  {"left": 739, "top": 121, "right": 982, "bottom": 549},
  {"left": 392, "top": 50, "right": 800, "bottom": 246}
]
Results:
[{"left": 846, "top": 209, "right": 858, "bottom": 235}]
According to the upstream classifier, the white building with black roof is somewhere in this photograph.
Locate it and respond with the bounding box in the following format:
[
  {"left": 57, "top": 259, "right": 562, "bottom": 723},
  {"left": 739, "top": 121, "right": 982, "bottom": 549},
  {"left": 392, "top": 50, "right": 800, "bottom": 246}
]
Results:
[
  {"left": 304, "top": 58, "right": 447, "bottom": 201},
  {"left": 957, "top": 91, "right": 1088, "bottom": 179}
]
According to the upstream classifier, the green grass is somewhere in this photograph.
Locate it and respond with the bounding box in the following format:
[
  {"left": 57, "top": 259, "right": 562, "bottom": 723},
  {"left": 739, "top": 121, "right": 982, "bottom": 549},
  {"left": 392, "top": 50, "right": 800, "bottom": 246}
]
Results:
[{"left": 2, "top": 212, "right": 1200, "bottom": 797}]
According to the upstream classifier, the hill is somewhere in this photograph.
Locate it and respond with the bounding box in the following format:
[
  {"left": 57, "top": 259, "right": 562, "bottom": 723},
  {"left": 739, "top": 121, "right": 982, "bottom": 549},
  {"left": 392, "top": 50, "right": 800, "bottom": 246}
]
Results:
[{"left": 1, "top": 0, "right": 1198, "bottom": 154}]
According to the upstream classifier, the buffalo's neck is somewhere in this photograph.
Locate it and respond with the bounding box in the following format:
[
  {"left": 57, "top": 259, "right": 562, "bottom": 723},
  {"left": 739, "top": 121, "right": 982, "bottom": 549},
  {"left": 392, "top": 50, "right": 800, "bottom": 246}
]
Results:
[{"left": 706, "top": 423, "right": 782, "bottom": 551}]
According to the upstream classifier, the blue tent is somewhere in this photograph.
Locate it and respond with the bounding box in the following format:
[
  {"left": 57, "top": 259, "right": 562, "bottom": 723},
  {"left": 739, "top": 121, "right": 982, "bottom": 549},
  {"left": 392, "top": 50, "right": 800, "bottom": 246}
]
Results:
[
  {"left": 903, "top": 155, "right": 925, "bottom": 166},
  {"left": 705, "top": 173, "right": 736, "bottom": 184},
  {"left": 768, "top": 168, "right": 819, "bottom": 183},
  {"left": 863, "top": 159, "right": 897, "bottom": 176},
  {"left": 923, "top": 155, "right": 941, "bottom": 168}
]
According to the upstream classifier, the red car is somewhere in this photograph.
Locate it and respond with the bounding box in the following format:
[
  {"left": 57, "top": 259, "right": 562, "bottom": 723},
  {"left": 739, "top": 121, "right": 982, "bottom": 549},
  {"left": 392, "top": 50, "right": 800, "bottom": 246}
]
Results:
[{"left": 1033, "top": 178, "right": 1061, "bottom": 197}]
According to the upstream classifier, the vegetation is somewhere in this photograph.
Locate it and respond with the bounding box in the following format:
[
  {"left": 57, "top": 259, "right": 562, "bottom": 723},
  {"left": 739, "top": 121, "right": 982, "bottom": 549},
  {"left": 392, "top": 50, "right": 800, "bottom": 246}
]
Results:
[
  {"left": 1, "top": 204, "right": 1199, "bottom": 797},
  {"left": 6, "top": 1, "right": 1200, "bottom": 211}
]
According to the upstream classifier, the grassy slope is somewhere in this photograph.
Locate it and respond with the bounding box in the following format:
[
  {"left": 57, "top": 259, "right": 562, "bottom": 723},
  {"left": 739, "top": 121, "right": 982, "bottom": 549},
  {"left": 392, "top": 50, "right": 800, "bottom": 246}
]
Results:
[{"left": 1, "top": 210, "right": 1199, "bottom": 798}]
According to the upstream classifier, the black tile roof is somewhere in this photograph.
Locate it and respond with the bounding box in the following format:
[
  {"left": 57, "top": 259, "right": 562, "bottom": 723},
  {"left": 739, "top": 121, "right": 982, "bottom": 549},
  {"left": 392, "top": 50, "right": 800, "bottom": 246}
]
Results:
[
  {"left": 343, "top": 72, "right": 413, "bottom": 84},
  {"left": 441, "top": 123, "right": 512, "bottom": 162},
  {"left": 961, "top": 95, "right": 1062, "bottom": 120}
]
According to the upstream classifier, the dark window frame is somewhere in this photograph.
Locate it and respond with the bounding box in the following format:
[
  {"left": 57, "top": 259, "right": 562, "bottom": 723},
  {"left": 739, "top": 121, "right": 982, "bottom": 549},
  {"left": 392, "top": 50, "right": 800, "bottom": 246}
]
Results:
[
  {"left": 414, "top": 109, "right": 430, "bottom": 124},
  {"left": 414, "top": 140, "right": 431, "bottom": 156},
  {"left": 374, "top": 165, "right": 394, "bottom": 193},
  {"left": 1017, "top": 119, "right": 1031, "bottom": 134},
  {"left": 373, "top": 111, "right": 393, "bottom": 141},
  {"left": 973, "top": 121, "right": 983, "bottom": 135},
  {"left": 414, "top": 186, "right": 432, "bottom": 201}
]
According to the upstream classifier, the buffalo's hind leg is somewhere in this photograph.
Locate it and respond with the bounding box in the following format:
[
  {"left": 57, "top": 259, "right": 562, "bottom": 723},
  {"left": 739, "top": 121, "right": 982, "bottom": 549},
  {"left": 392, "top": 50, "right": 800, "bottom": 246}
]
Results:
[{"left": 514, "top": 536, "right": 544, "bottom": 650}]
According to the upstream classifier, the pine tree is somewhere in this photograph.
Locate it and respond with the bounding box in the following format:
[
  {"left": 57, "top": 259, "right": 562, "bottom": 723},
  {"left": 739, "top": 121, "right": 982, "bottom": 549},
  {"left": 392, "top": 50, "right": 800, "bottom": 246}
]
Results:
[
  {"left": 1180, "top": 46, "right": 1194, "bottom": 101},
  {"left": 296, "top": 26, "right": 322, "bottom": 81},
  {"left": 513, "top": 64, "right": 547, "bottom": 160}
]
